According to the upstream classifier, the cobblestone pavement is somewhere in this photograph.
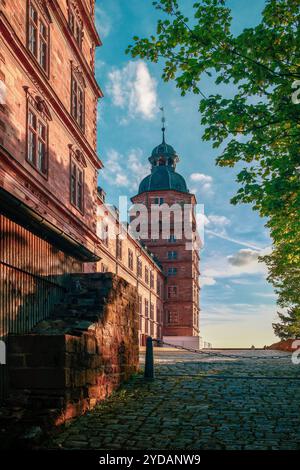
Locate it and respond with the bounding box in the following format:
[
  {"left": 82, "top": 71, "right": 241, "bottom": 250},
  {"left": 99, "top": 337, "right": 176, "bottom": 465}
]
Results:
[{"left": 46, "top": 348, "right": 300, "bottom": 450}]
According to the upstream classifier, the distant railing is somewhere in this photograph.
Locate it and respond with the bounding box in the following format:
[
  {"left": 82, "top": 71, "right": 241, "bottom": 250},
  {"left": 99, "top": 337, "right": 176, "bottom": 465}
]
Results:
[{"left": 143, "top": 337, "right": 294, "bottom": 381}]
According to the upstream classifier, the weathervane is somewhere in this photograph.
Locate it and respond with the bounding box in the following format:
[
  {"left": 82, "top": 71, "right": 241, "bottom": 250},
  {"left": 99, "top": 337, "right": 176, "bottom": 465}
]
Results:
[{"left": 160, "top": 106, "right": 166, "bottom": 143}]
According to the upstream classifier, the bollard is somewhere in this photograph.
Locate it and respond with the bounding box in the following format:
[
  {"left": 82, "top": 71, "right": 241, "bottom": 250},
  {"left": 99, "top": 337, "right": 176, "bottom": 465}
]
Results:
[{"left": 144, "top": 336, "right": 154, "bottom": 380}]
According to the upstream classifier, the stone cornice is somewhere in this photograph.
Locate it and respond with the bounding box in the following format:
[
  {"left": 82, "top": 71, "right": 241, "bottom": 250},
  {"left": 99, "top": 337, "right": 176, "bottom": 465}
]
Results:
[
  {"left": 0, "top": 145, "right": 101, "bottom": 248},
  {"left": 77, "top": 0, "right": 102, "bottom": 46}
]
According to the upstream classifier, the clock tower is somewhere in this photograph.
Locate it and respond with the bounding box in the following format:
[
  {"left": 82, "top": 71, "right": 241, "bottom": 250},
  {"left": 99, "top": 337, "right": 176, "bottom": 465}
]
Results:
[{"left": 131, "top": 118, "right": 201, "bottom": 348}]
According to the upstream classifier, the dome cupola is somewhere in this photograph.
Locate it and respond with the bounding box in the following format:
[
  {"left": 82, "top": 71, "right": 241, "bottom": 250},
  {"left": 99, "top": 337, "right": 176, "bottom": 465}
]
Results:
[{"left": 138, "top": 109, "right": 189, "bottom": 194}]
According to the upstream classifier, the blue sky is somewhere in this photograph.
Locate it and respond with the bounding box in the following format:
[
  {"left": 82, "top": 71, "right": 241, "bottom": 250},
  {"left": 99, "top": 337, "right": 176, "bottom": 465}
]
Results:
[{"left": 94, "top": 0, "right": 279, "bottom": 348}]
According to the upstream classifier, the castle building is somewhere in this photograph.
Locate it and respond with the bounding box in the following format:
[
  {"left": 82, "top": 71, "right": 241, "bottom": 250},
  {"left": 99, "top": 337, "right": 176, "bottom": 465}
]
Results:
[
  {"left": 96, "top": 190, "right": 165, "bottom": 347},
  {"left": 0, "top": 0, "right": 204, "bottom": 403},
  {"left": 0, "top": 0, "right": 103, "bottom": 400},
  {"left": 131, "top": 125, "right": 201, "bottom": 349}
]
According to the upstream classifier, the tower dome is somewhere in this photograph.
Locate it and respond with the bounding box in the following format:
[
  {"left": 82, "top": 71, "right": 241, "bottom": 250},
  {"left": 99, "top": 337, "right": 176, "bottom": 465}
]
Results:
[{"left": 138, "top": 116, "right": 189, "bottom": 194}]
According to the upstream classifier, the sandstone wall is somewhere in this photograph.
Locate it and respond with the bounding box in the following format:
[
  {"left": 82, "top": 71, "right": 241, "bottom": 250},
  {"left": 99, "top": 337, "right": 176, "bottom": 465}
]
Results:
[{"left": 7, "top": 273, "right": 139, "bottom": 426}]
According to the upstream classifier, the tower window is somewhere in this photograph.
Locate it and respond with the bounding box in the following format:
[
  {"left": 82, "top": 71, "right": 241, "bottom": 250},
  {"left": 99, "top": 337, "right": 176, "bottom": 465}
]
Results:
[
  {"left": 168, "top": 286, "right": 178, "bottom": 298},
  {"left": 168, "top": 234, "right": 177, "bottom": 243},
  {"left": 168, "top": 251, "right": 178, "bottom": 260},
  {"left": 167, "top": 267, "right": 177, "bottom": 276},
  {"left": 166, "top": 311, "right": 179, "bottom": 324},
  {"left": 154, "top": 197, "right": 164, "bottom": 205}
]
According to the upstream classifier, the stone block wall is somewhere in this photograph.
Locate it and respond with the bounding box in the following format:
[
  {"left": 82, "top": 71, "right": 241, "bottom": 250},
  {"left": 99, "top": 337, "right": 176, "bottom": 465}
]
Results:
[{"left": 7, "top": 273, "right": 139, "bottom": 426}]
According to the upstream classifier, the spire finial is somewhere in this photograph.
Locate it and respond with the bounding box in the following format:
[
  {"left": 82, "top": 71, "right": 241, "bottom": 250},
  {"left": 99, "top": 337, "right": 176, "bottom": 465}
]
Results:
[{"left": 160, "top": 106, "right": 166, "bottom": 143}]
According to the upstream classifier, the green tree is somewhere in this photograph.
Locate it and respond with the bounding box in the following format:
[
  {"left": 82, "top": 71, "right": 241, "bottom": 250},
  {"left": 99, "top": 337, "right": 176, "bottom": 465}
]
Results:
[{"left": 127, "top": 0, "right": 300, "bottom": 338}]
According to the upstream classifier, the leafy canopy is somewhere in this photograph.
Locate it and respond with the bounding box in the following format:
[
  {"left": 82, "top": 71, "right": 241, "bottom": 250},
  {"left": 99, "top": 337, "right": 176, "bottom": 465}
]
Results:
[{"left": 127, "top": 0, "right": 300, "bottom": 339}]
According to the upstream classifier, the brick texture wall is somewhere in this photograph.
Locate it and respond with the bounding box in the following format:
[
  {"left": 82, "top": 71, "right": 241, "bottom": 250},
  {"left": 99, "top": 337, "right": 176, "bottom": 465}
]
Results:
[{"left": 7, "top": 273, "right": 139, "bottom": 426}]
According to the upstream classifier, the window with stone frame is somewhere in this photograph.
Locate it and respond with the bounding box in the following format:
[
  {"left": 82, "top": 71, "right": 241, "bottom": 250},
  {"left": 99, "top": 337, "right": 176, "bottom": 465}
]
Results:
[
  {"left": 145, "top": 299, "right": 149, "bottom": 318},
  {"left": 27, "top": 1, "right": 50, "bottom": 74},
  {"left": 166, "top": 311, "right": 179, "bottom": 324},
  {"left": 116, "top": 237, "right": 123, "bottom": 260},
  {"left": 150, "top": 272, "right": 154, "bottom": 289},
  {"left": 101, "top": 263, "right": 108, "bottom": 273},
  {"left": 137, "top": 258, "right": 142, "bottom": 278},
  {"left": 71, "top": 65, "right": 85, "bottom": 131},
  {"left": 68, "top": 2, "right": 83, "bottom": 48},
  {"left": 70, "top": 155, "right": 84, "bottom": 213},
  {"left": 193, "top": 309, "right": 198, "bottom": 326},
  {"left": 156, "top": 277, "right": 160, "bottom": 296},
  {"left": 167, "top": 285, "right": 178, "bottom": 299},
  {"left": 156, "top": 306, "right": 160, "bottom": 323},
  {"left": 128, "top": 248, "right": 134, "bottom": 270},
  {"left": 101, "top": 223, "right": 109, "bottom": 247},
  {"left": 153, "top": 197, "right": 164, "bottom": 205},
  {"left": 167, "top": 267, "right": 177, "bottom": 276},
  {"left": 26, "top": 93, "right": 51, "bottom": 176},
  {"left": 168, "top": 251, "right": 178, "bottom": 260},
  {"left": 168, "top": 234, "right": 177, "bottom": 243},
  {"left": 150, "top": 303, "right": 154, "bottom": 320},
  {"left": 145, "top": 266, "right": 149, "bottom": 284},
  {"left": 138, "top": 295, "right": 143, "bottom": 316}
]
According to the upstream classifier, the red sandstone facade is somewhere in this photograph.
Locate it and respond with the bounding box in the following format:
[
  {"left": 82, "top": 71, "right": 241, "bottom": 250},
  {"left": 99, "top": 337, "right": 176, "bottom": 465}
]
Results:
[
  {"left": 0, "top": 0, "right": 103, "bottom": 400},
  {"left": 0, "top": 0, "right": 102, "bottom": 258},
  {"left": 0, "top": 0, "right": 203, "bottom": 403},
  {"left": 130, "top": 132, "right": 201, "bottom": 347},
  {"left": 131, "top": 190, "right": 200, "bottom": 339}
]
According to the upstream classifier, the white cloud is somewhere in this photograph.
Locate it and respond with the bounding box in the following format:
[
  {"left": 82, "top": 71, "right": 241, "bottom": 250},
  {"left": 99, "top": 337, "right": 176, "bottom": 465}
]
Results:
[
  {"left": 190, "top": 173, "right": 212, "bottom": 183},
  {"left": 190, "top": 187, "right": 198, "bottom": 195},
  {"left": 228, "top": 248, "right": 261, "bottom": 267},
  {"left": 0, "top": 80, "right": 6, "bottom": 105},
  {"left": 202, "top": 247, "right": 271, "bottom": 281},
  {"left": 189, "top": 173, "right": 214, "bottom": 196},
  {"left": 207, "top": 214, "right": 230, "bottom": 227},
  {"left": 107, "top": 61, "right": 158, "bottom": 121},
  {"left": 95, "top": 5, "right": 111, "bottom": 38},
  {"left": 101, "top": 147, "right": 149, "bottom": 190},
  {"left": 200, "top": 276, "right": 217, "bottom": 287}
]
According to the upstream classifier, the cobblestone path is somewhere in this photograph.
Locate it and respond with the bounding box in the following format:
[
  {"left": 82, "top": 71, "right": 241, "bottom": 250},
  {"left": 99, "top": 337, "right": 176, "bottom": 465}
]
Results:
[{"left": 46, "top": 348, "right": 300, "bottom": 450}]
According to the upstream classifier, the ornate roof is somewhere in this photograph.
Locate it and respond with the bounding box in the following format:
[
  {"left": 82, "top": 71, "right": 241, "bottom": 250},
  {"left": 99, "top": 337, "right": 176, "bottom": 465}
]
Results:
[{"left": 138, "top": 166, "right": 188, "bottom": 194}]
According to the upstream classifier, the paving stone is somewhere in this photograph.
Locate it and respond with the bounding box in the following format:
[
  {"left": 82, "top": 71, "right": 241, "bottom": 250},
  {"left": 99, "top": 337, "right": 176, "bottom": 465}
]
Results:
[{"left": 43, "top": 349, "right": 300, "bottom": 451}]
